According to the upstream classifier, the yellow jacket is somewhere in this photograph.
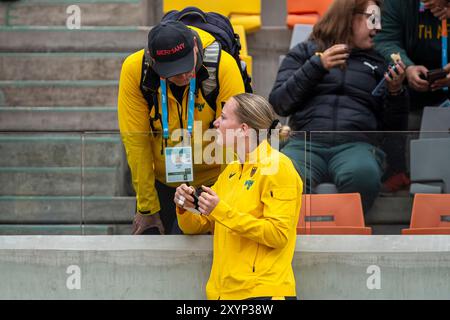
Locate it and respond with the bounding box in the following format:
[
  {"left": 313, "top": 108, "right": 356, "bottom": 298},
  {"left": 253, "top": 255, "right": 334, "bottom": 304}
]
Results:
[
  {"left": 118, "top": 27, "right": 245, "bottom": 214},
  {"left": 177, "top": 140, "right": 303, "bottom": 300}
]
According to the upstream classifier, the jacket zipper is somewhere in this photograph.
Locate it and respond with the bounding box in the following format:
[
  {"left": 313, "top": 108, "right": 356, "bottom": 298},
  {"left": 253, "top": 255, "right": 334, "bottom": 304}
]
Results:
[{"left": 252, "top": 244, "right": 260, "bottom": 272}]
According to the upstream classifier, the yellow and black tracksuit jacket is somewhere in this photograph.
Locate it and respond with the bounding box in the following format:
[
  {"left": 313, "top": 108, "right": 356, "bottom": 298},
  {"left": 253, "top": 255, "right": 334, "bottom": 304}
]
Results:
[
  {"left": 118, "top": 26, "right": 245, "bottom": 215},
  {"left": 177, "top": 140, "right": 303, "bottom": 300}
]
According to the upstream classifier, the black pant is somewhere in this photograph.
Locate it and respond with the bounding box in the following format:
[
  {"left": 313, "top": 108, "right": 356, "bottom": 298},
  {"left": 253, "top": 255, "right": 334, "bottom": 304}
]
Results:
[{"left": 141, "top": 180, "right": 182, "bottom": 235}]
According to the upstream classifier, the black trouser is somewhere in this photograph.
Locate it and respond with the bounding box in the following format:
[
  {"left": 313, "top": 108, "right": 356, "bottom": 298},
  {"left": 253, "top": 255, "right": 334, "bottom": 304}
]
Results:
[{"left": 141, "top": 180, "right": 182, "bottom": 235}]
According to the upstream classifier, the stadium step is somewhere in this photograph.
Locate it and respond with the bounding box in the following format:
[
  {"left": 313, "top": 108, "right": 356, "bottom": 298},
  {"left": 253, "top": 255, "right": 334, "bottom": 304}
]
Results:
[
  {"left": 0, "top": 26, "right": 150, "bottom": 52},
  {"left": 0, "top": 106, "right": 119, "bottom": 131},
  {"left": 0, "top": 167, "right": 122, "bottom": 196},
  {"left": 0, "top": 134, "right": 124, "bottom": 167},
  {"left": 0, "top": 196, "right": 134, "bottom": 224},
  {"left": 0, "top": 80, "right": 118, "bottom": 106},
  {"left": 0, "top": 52, "right": 128, "bottom": 81},
  {"left": 0, "top": 0, "right": 150, "bottom": 27},
  {"left": 366, "top": 196, "right": 413, "bottom": 225},
  {"left": 0, "top": 224, "right": 114, "bottom": 235}
]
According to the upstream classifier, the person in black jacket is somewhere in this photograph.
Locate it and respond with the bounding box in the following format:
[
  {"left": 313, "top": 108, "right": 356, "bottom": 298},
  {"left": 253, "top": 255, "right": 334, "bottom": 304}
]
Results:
[{"left": 269, "top": 0, "right": 409, "bottom": 213}]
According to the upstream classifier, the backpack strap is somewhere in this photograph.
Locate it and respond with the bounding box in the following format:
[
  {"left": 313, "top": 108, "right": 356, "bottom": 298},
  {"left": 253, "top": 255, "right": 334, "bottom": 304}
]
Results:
[
  {"left": 201, "top": 41, "right": 221, "bottom": 114},
  {"left": 140, "top": 51, "right": 161, "bottom": 134}
]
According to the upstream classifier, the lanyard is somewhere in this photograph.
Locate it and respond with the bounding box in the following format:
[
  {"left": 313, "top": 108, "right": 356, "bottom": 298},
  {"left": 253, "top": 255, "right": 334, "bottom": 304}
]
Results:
[
  {"left": 442, "top": 19, "right": 448, "bottom": 92},
  {"left": 160, "top": 76, "right": 196, "bottom": 140}
]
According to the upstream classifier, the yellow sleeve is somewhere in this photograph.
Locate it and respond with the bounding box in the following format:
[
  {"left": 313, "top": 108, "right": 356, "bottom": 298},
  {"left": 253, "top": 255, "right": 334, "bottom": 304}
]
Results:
[
  {"left": 210, "top": 161, "right": 302, "bottom": 249},
  {"left": 118, "top": 51, "right": 160, "bottom": 215},
  {"left": 176, "top": 207, "right": 215, "bottom": 235},
  {"left": 175, "top": 165, "right": 227, "bottom": 234},
  {"left": 215, "top": 50, "right": 246, "bottom": 117}
]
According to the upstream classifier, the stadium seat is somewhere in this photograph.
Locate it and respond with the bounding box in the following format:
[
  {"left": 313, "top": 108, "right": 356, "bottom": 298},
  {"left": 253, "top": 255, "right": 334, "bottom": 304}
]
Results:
[
  {"left": 163, "top": 0, "right": 261, "bottom": 33},
  {"left": 297, "top": 193, "right": 372, "bottom": 235},
  {"left": 402, "top": 194, "right": 450, "bottom": 235},
  {"left": 419, "top": 106, "right": 450, "bottom": 139},
  {"left": 289, "top": 23, "right": 313, "bottom": 49},
  {"left": 410, "top": 138, "right": 450, "bottom": 194},
  {"left": 410, "top": 107, "right": 450, "bottom": 194},
  {"left": 286, "top": 0, "right": 333, "bottom": 28}
]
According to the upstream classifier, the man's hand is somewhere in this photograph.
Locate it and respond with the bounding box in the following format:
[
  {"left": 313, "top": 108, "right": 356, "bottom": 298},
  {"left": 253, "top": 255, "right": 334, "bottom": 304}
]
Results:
[
  {"left": 385, "top": 61, "right": 407, "bottom": 94},
  {"left": 423, "top": 0, "right": 449, "bottom": 19},
  {"left": 132, "top": 212, "right": 165, "bottom": 235},
  {"left": 431, "top": 63, "right": 450, "bottom": 91},
  {"left": 197, "top": 186, "right": 220, "bottom": 216},
  {"left": 406, "top": 65, "right": 429, "bottom": 92},
  {"left": 319, "top": 44, "right": 349, "bottom": 70}
]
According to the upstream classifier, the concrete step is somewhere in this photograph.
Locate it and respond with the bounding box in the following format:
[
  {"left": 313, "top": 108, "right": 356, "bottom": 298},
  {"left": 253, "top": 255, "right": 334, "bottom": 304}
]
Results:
[
  {"left": 0, "top": 134, "right": 124, "bottom": 167},
  {"left": 0, "top": 224, "right": 114, "bottom": 235},
  {"left": 0, "top": 107, "right": 119, "bottom": 131},
  {"left": 0, "top": 26, "right": 291, "bottom": 97},
  {"left": 0, "top": 167, "right": 122, "bottom": 196},
  {"left": 0, "top": 196, "right": 134, "bottom": 223},
  {"left": 0, "top": 52, "right": 128, "bottom": 81},
  {"left": 366, "top": 196, "right": 413, "bottom": 225},
  {"left": 0, "top": 26, "right": 149, "bottom": 52},
  {"left": 1, "top": 0, "right": 149, "bottom": 27},
  {"left": 0, "top": 80, "right": 118, "bottom": 106}
]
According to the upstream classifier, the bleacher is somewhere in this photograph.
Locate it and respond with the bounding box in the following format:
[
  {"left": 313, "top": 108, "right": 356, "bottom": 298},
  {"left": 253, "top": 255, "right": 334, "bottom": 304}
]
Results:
[{"left": 0, "top": 0, "right": 449, "bottom": 237}]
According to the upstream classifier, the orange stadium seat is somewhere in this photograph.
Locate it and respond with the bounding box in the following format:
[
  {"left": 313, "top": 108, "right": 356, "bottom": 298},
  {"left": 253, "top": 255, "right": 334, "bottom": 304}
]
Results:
[
  {"left": 286, "top": 0, "right": 334, "bottom": 28},
  {"left": 297, "top": 193, "right": 372, "bottom": 235},
  {"left": 402, "top": 194, "right": 450, "bottom": 235}
]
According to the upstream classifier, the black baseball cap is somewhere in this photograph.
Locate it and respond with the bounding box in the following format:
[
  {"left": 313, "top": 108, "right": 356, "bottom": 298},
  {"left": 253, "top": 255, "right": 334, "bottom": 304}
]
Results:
[{"left": 148, "top": 21, "right": 195, "bottom": 78}]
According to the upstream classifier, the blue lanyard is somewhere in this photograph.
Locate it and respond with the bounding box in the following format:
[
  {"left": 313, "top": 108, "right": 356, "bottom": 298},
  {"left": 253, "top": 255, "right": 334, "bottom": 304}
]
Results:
[
  {"left": 160, "top": 76, "right": 196, "bottom": 140},
  {"left": 442, "top": 20, "right": 448, "bottom": 92}
]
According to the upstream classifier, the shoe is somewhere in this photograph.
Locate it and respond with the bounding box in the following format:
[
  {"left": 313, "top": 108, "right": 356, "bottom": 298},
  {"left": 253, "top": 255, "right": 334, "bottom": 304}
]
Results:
[{"left": 382, "top": 172, "right": 411, "bottom": 193}]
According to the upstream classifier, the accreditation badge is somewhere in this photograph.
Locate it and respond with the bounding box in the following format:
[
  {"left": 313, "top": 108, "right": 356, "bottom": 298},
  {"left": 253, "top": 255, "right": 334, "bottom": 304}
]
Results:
[{"left": 165, "top": 146, "right": 194, "bottom": 183}]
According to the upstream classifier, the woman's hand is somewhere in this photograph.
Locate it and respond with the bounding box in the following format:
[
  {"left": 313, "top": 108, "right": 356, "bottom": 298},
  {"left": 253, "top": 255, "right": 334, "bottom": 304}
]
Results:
[
  {"left": 174, "top": 184, "right": 196, "bottom": 209},
  {"left": 197, "top": 186, "right": 220, "bottom": 216},
  {"left": 385, "top": 61, "right": 406, "bottom": 94},
  {"left": 319, "top": 44, "right": 349, "bottom": 70}
]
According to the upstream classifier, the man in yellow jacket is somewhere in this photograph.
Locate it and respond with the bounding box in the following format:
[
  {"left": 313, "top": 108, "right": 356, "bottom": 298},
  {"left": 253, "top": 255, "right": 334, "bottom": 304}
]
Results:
[{"left": 118, "top": 21, "right": 245, "bottom": 234}]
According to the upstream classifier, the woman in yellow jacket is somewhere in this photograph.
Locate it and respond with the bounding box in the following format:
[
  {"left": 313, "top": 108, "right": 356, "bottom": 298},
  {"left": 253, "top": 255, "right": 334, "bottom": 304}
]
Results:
[{"left": 174, "top": 93, "right": 303, "bottom": 300}]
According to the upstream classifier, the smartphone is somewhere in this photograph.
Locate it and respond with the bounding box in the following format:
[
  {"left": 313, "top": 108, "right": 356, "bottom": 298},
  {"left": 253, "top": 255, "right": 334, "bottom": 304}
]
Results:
[
  {"left": 372, "top": 64, "right": 399, "bottom": 96},
  {"left": 427, "top": 69, "right": 447, "bottom": 84}
]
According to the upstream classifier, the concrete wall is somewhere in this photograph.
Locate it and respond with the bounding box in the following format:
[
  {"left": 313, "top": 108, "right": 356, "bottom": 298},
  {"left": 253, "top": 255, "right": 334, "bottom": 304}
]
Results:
[{"left": 1, "top": 235, "right": 450, "bottom": 299}]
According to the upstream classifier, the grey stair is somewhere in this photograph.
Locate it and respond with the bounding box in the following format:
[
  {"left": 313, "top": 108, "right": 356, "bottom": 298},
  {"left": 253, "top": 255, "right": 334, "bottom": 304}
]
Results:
[
  {"left": 1, "top": 0, "right": 148, "bottom": 27},
  {"left": 0, "top": 196, "right": 135, "bottom": 223},
  {"left": 0, "top": 224, "right": 113, "bottom": 235},
  {"left": 0, "top": 167, "right": 121, "bottom": 196},
  {"left": 365, "top": 196, "right": 413, "bottom": 225},
  {"left": 0, "top": 6, "right": 5, "bottom": 25},
  {"left": 0, "top": 107, "right": 119, "bottom": 131},
  {"left": 369, "top": 224, "right": 410, "bottom": 235},
  {"left": 0, "top": 53, "right": 128, "bottom": 81},
  {"left": 0, "top": 134, "right": 123, "bottom": 166},
  {"left": 0, "top": 80, "right": 118, "bottom": 107},
  {"left": 0, "top": 26, "right": 149, "bottom": 52}
]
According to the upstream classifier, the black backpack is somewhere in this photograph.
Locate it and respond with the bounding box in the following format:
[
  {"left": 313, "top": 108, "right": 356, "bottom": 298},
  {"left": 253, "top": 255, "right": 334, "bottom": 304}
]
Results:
[{"left": 140, "top": 6, "right": 253, "bottom": 132}]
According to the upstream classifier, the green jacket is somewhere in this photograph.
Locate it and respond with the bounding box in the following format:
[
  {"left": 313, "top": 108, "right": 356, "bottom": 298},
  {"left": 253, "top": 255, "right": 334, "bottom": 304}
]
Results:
[{"left": 374, "top": 0, "right": 426, "bottom": 67}]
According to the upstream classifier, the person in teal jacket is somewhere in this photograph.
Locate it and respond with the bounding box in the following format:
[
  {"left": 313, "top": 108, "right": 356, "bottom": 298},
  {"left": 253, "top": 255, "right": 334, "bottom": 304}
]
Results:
[{"left": 374, "top": 0, "right": 450, "bottom": 192}]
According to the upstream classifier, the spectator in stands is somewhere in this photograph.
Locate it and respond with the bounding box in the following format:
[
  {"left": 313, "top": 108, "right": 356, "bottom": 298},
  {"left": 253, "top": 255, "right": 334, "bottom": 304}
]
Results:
[
  {"left": 118, "top": 21, "right": 245, "bottom": 235},
  {"left": 375, "top": 0, "right": 450, "bottom": 192},
  {"left": 269, "top": 0, "right": 409, "bottom": 213},
  {"left": 174, "top": 94, "right": 302, "bottom": 300}
]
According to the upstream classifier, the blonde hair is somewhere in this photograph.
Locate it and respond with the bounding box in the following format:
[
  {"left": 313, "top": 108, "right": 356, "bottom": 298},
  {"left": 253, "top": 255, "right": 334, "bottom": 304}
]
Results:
[{"left": 232, "top": 93, "right": 290, "bottom": 142}]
